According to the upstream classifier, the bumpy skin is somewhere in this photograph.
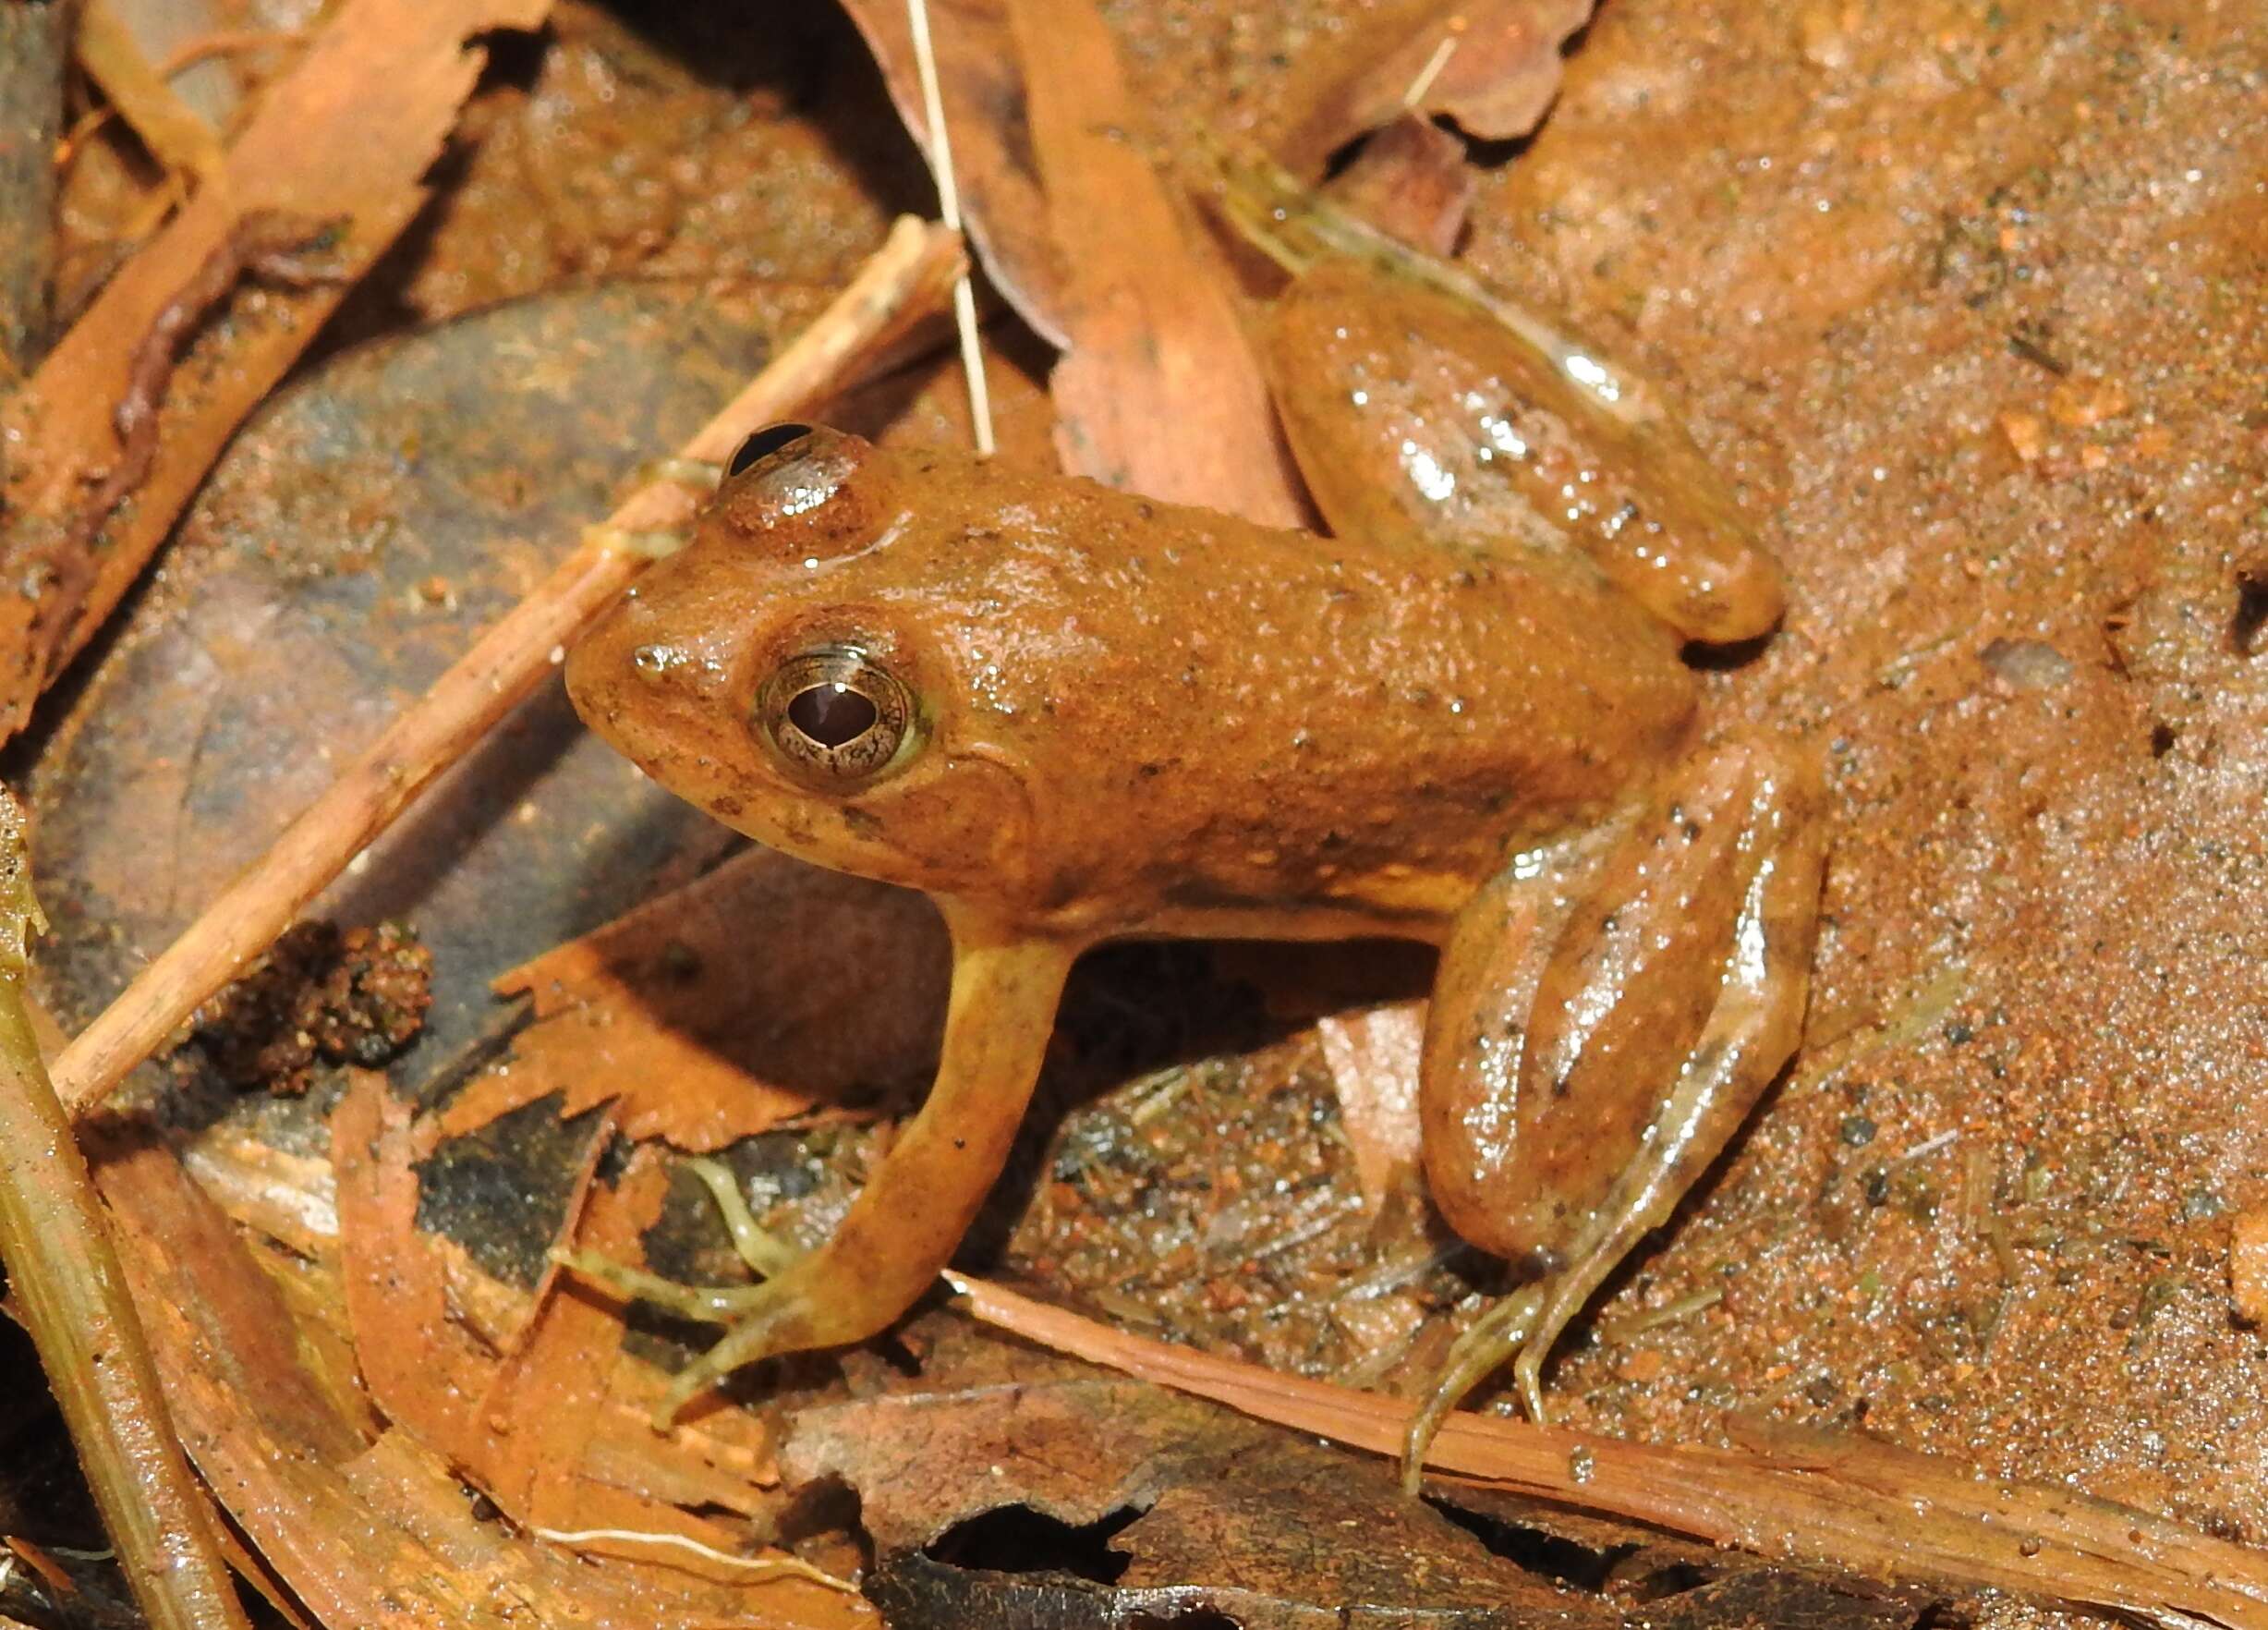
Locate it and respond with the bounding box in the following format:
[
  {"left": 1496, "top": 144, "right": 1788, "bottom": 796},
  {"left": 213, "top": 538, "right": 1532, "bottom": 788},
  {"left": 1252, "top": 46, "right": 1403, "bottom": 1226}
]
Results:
[
  {"left": 569, "top": 433, "right": 1698, "bottom": 943},
  {"left": 562, "top": 240, "right": 1825, "bottom": 1462}
]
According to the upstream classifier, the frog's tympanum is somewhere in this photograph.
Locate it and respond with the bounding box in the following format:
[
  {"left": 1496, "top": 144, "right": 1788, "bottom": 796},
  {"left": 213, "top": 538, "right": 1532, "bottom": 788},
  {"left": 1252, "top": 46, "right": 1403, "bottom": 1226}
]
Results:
[{"left": 560, "top": 169, "right": 1826, "bottom": 1484}]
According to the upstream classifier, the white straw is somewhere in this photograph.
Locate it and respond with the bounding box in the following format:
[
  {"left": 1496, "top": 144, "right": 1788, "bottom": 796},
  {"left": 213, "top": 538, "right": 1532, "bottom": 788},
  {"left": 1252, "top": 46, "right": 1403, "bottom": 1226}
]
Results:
[
  {"left": 1402, "top": 35, "right": 1459, "bottom": 108},
  {"left": 906, "top": 0, "right": 995, "bottom": 456},
  {"left": 531, "top": 1525, "right": 856, "bottom": 1590}
]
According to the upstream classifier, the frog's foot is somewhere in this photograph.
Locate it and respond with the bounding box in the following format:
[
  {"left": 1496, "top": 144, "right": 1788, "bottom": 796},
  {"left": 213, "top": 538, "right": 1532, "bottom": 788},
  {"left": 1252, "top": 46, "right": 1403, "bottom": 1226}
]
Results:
[
  {"left": 1398, "top": 1284, "right": 1543, "bottom": 1495},
  {"left": 557, "top": 933, "right": 1073, "bottom": 1430},
  {"left": 550, "top": 1156, "right": 801, "bottom": 1328},
  {"left": 552, "top": 1240, "right": 909, "bottom": 1428},
  {"left": 582, "top": 456, "right": 725, "bottom": 559},
  {"left": 1406, "top": 731, "right": 1825, "bottom": 1485}
]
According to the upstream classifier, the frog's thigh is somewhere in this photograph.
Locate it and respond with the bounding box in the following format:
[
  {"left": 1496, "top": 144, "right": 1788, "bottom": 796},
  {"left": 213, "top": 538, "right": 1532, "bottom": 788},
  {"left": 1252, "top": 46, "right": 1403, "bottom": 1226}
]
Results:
[
  {"left": 654, "top": 928, "right": 1073, "bottom": 1423},
  {"left": 1422, "top": 731, "right": 1826, "bottom": 1279}
]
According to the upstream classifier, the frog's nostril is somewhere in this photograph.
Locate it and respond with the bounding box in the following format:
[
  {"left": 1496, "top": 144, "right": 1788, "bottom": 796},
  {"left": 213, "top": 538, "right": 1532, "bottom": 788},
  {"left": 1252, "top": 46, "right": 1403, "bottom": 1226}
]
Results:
[{"left": 631, "top": 643, "right": 686, "bottom": 682}]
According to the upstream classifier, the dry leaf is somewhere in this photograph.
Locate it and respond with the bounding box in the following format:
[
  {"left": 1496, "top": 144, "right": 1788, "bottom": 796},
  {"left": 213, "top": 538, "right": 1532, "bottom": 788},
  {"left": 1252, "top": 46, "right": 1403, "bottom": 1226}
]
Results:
[
  {"left": 95, "top": 1126, "right": 866, "bottom": 1627},
  {"left": 330, "top": 1071, "right": 847, "bottom": 1609},
  {"left": 1320, "top": 112, "right": 1478, "bottom": 255},
  {"left": 829, "top": 0, "right": 1069, "bottom": 347},
  {"left": 1271, "top": 0, "right": 1600, "bottom": 176},
  {"left": 1002, "top": 0, "right": 1306, "bottom": 526},
  {"left": 435, "top": 848, "right": 952, "bottom": 1153}
]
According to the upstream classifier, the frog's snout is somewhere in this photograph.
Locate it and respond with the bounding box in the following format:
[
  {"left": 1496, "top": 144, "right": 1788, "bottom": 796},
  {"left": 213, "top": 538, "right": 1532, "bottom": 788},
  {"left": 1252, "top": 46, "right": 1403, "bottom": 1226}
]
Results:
[{"left": 564, "top": 589, "right": 712, "bottom": 768}]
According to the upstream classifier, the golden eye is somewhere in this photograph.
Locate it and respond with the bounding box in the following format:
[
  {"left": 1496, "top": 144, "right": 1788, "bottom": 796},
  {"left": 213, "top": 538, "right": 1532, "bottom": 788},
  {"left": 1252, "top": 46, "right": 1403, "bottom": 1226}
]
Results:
[{"left": 757, "top": 646, "right": 919, "bottom": 786}]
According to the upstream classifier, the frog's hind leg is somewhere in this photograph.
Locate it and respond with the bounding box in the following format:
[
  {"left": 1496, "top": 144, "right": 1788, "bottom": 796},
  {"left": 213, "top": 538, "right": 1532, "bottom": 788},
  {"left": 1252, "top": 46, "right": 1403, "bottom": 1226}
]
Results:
[
  {"left": 555, "top": 922, "right": 1073, "bottom": 1428},
  {"left": 1405, "top": 732, "right": 1825, "bottom": 1486},
  {"left": 1214, "top": 142, "right": 1786, "bottom": 647}
]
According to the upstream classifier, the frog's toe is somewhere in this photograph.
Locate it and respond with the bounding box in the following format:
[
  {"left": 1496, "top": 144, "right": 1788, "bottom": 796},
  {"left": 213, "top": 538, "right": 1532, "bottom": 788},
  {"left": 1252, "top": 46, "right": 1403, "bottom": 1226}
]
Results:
[
  {"left": 654, "top": 1295, "right": 794, "bottom": 1427},
  {"left": 650, "top": 1268, "right": 851, "bottom": 1428},
  {"left": 1511, "top": 1344, "right": 1551, "bottom": 1428},
  {"left": 1400, "top": 1285, "right": 1544, "bottom": 1494},
  {"left": 551, "top": 1246, "right": 773, "bottom": 1325},
  {"left": 682, "top": 1156, "right": 801, "bottom": 1279}
]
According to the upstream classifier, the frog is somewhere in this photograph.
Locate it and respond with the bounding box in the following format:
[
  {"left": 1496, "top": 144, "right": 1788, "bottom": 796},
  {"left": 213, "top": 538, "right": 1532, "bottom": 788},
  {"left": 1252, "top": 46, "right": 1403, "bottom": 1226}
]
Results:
[{"left": 556, "top": 162, "right": 1827, "bottom": 1487}]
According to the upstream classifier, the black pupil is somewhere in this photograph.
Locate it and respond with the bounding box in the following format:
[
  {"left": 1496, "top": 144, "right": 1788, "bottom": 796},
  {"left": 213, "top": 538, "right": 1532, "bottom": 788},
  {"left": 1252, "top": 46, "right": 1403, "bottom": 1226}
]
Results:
[
  {"left": 787, "top": 682, "right": 877, "bottom": 748},
  {"left": 727, "top": 422, "right": 814, "bottom": 477}
]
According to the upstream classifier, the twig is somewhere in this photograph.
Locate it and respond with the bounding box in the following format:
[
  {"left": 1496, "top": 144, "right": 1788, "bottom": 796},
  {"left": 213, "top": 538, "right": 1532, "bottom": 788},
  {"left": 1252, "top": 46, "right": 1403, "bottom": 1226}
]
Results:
[
  {"left": 0, "top": 792, "right": 252, "bottom": 1630},
  {"left": 53, "top": 216, "right": 965, "bottom": 1118},
  {"left": 945, "top": 1271, "right": 2268, "bottom": 1626},
  {"left": 74, "top": 0, "right": 228, "bottom": 187}
]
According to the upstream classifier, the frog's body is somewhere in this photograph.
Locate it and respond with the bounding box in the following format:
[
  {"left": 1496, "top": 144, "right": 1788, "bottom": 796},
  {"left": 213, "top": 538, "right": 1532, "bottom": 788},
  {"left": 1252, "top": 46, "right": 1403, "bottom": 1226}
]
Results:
[
  {"left": 562, "top": 171, "right": 1826, "bottom": 1483},
  {"left": 590, "top": 439, "right": 1696, "bottom": 943}
]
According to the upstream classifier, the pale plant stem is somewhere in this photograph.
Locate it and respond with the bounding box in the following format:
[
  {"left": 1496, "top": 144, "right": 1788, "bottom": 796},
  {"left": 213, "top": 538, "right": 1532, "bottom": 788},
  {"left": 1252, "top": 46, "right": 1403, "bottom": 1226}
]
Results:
[{"left": 905, "top": 0, "right": 994, "bottom": 455}]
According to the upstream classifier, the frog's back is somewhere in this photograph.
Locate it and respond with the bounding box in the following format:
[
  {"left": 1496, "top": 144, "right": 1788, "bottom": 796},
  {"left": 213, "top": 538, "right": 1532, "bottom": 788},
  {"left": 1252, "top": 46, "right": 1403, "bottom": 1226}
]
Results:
[{"left": 848, "top": 454, "right": 1698, "bottom": 938}]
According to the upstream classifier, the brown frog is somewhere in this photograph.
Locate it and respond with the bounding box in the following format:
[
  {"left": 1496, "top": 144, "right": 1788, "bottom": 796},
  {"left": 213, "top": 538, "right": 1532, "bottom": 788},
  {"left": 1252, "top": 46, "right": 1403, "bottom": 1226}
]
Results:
[{"left": 559, "top": 172, "right": 1826, "bottom": 1482}]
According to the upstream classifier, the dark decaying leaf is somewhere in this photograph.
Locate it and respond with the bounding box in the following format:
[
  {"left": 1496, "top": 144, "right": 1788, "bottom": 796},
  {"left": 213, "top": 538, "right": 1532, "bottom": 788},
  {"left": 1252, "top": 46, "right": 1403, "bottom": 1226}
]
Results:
[
  {"left": 784, "top": 1344, "right": 1944, "bottom": 1630},
  {"left": 788, "top": 1368, "right": 1611, "bottom": 1627}
]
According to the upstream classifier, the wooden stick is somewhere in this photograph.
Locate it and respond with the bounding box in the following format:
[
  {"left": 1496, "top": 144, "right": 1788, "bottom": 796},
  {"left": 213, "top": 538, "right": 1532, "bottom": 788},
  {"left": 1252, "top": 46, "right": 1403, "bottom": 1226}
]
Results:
[
  {"left": 55, "top": 217, "right": 964, "bottom": 1118},
  {"left": 946, "top": 1271, "right": 2268, "bottom": 1626},
  {"left": 0, "top": 792, "right": 252, "bottom": 1630}
]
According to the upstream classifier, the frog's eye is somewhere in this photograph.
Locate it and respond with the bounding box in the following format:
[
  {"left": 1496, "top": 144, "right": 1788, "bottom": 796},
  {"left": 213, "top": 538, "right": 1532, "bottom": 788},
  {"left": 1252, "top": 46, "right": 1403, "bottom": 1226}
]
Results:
[
  {"left": 757, "top": 646, "right": 920, "bottom": 787},
  {"left": 727, "top": 422, "right": 815, "bottom": 477}
]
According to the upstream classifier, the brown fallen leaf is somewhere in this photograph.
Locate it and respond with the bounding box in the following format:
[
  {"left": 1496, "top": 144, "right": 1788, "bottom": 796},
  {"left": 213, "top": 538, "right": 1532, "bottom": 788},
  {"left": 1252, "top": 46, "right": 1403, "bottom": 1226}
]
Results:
[
  {"left": 843, "top": 0, "right": 1305, "bottom": 524},
  {"left": 0, "top": 0, "right": 551, "bottom": 743},
  {"left": 433, "top": 847, "right": 952, "bottom": 1153},
  {"left": 1320, "top": 112, "right": 1478, "bottom": 256},
  {"left": 1270, "top": 0, "right": 1601, "bottom": 177},
  {"left": 830, "top": 0, "right": 1067, "bottom": 349},
  {"left": 1313, "top": 1000, "right": 1426, "bottom": 1210},
  {"left": 328, "top": 1070, "right": 853, "bottom": 1609},
  {"left": 1001, "top": 0, "right": 1308, "bottom": 526}
]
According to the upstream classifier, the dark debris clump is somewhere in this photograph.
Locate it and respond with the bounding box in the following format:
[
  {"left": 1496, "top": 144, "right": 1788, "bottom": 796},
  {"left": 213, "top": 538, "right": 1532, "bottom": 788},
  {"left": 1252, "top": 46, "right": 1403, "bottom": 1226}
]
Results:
[{"left": 193, "top": 920, "right": 432, "bottom": 1094}]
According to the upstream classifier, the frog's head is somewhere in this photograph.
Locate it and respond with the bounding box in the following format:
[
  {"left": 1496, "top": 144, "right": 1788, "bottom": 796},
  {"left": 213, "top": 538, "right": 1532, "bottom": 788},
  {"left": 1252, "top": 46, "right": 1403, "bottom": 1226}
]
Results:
[{"left": 566, "top": 424, "right": 1042, "bottom": 912}]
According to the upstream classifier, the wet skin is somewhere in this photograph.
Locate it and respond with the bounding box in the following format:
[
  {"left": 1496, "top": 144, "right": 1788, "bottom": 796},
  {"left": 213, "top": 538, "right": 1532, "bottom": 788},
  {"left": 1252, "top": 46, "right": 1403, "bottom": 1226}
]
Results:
[{"left": 559, "top": 189, "right": 1826, "bottom": 1483}]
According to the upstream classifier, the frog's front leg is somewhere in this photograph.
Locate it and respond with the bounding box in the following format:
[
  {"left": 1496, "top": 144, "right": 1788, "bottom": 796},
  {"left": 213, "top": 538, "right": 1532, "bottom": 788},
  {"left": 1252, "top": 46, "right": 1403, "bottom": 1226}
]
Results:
[
  {"left": 1404, "top": 732, "right": 1825, "bottom": 1484},
  {"left": 558, "top": 916, "right": 1073, "bottom": 1428}
]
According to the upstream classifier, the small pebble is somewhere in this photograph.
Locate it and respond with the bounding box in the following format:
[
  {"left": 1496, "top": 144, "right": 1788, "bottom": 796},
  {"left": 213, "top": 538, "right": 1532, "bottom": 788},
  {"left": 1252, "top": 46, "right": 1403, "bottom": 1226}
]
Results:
[
  {"left": 1998, "top": 409, "right": 2047, "bottom": 463},
  {"left": 2227, "top": 1207, "right": 2268, "bottom": 1325},
  {"left": 1980, "top": 638, "right": 2073, "bottom": 691}
]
